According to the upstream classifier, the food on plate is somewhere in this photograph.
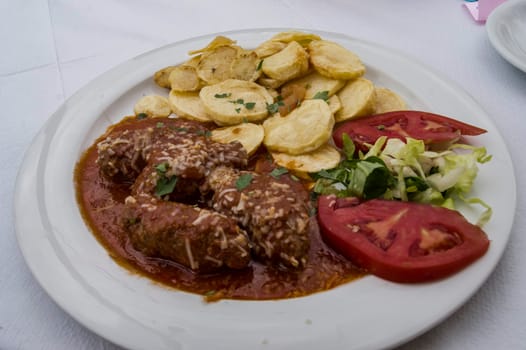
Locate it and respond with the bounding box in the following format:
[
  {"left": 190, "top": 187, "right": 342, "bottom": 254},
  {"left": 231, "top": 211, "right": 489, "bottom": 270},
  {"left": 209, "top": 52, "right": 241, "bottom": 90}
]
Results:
[
  {"left": 188, "top": 35, "right": 236, "bottom": 55},
  {"left": 273, "top": 83, "right": 306, "bottom": 116},
  {"left": 270, "top": 143, "right": 341, "bottom": 173},
  {"left": 263, "top": 99, "right": 335, "bottom": 155},
  {"left": 76, "top": 116, "right": 360, "bottom": 300},
  {"left": 282, "top": 71, "right": 346, "bottom": 100},
  {"left": 261, "top": 41, "right": 310, "bottom": 81},
  {"left": 267, "top": 31, "right": 321, "bottom": 46},
  {"left": 208, "top": 166, "right": 310, "bottom": 268},
  {"left": 374, "top": 87, "right": 406, "bottom": 113},
  {"left": 316, "top": 123, "right": 491, "bottom": 224},
  {"left": 335, "top": 77, "right": 376, "bottom": 122},
  {"left": 317, "top": 195, "right": 490, "bottom": 282},
  {"left": 200, "top": 79, "right": 274, "bottom": 125},
  {"left": 230, "top": 49, "right": 262, "bottom": 82},
  {"left": 125, "top": 193, "right": 251, "bottom": 272},
  {"left": 97, "top": 118, "right": 246, "bottom": 191},
  {"left": 153, "top": 65, "right": 177, "bottom": 88},
  {"left": 75, "top": 31, "right": 493, "bottom": 302},
  {"left": 168, "top": 65, "right": 202, "bottom": 92},
  {"left": 327, "top": 94, "right": 342, "bottom": 115},
  {"left": 133, "top": 95, "right": 172, "bottom": 118},
  {"left": 333, "top": 110, "right": 488, "bottom": 153},
  {"left": 197, "top": 45, "right": 239, "bottom": 85},
  {"left": 256, "top": 75, "right": 284, "bottom": 89},
  {"left": 308, "top": 40, "right": 366, "bottom": 80},
  {"left": 255, "top": 40, "right": 287, "bottom": 58},
  {"left": 168, "top": 90, "right": 212, "bottom": 122},
  {"left": 211, "top": 122, "right": 264, "bottom": 156}
]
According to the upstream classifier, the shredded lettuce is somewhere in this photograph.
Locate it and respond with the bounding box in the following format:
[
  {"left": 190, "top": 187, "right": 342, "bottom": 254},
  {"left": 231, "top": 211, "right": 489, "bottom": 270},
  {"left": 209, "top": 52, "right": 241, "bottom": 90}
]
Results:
[{"left": 312, "top": 137, "right": 492, "bottom": 226}]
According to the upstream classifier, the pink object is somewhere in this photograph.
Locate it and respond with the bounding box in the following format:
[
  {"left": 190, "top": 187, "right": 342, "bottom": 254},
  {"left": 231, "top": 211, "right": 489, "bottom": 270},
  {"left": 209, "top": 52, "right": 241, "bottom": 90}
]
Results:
[{"left": 464, "top": 0, "right": 507, "bottom": 22}]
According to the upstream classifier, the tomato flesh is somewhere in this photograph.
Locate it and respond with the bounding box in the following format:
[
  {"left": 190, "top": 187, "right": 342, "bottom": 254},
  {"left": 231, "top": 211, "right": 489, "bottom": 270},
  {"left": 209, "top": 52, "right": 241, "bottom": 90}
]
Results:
[
  {"left": 317, "top": 195, "right": 490, "bottom": 283},
  {"left": 333, "top": 110, "right": 487, "bottom": 152}
]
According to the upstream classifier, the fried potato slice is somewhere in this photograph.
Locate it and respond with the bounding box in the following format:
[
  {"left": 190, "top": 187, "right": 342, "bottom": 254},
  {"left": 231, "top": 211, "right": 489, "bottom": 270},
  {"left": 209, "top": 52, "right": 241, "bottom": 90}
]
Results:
[
  {"left": 254, "top": 40, "right": 287, "bottom": 58},
  {"left": 231, "top": 50, "right": 262, "bottom": 81},
  {"left": 374, "top": 87, "right": 407, "bottom": 113},
  {"left": 335, "top": 78, "right": 375, "bottom": 122},
  {"left": 263, "top": 99, "right": 334, "bottom": 155},
  {"left": 154, "top": 66, "right": 177, "bottom": 89},
  {"left": 261, "top": 41, "right": 309, "bottom": 82},
  {"left": 134, "top": 95, "right": 172, "bottom": 118},
  {"left": 200, "top": 79, "right": 273, "bottom": 125},
  {"left": 308, "top": 40, "right": 365, "bottom": 80},
  {"left": 168, "top": 90, "right": 212, "bottom": 122},
  {"left": 271, "top": 143, "right": 341, "bottom": 173},
  {"left": 327, "top": 94, "right": 342, "bottom": 115},
  {"left": 269, "top": 31, "right": 322, "bottom": 46},
  {"left": 256, "top": 75, "right": 284, "bottom": 89},
  {"left": 197, "top": 45, "right": 238, "bottom": 85},
  {"left": 188, "top": 35, "right": 236, "bottom": 55},
  {"left": 183, "top": 55, "right": 201, "bottom": 68},
  {"left": 282, "top": 71, "right": 345, "bottom": 99},
  {"left": 169, "top": 65, "right": 201, "bottom": 92},
  {"left": 211, "top": 123, "right": 264, "bottom": 155}
]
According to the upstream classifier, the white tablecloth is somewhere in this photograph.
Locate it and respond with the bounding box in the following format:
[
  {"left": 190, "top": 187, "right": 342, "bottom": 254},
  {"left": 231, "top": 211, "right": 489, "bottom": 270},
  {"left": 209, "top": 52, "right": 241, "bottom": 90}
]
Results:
[{"left": 2, "top": 1, "right": 525, "bottom": 349}]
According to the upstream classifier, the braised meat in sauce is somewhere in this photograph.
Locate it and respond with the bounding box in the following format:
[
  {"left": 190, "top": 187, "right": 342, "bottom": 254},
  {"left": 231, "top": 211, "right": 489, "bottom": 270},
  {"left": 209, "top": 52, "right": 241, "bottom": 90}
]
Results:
[
  {"left": 75, "top": 116, "right": 363, "bottom": 301},
  {"left": 208, "top": 166, "right": 310, "bottom": 268},
  {"left": 124, "top": 193, "right": 251, "bottom": 272}
]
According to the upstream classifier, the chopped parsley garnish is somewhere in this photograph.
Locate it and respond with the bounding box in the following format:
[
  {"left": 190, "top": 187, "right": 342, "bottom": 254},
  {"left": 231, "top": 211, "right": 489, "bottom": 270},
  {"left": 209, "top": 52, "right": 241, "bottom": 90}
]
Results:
[
  {"left": 256, "top": 59, "right": 264, "bottom": 71},
  {"left": 155, "top": 162, "right": 168, "bottom": 173},
  {"left": 136, "top": 113, "right": 148, "bottom": 120},
  {"left": 156, "top": 122, "right": 164, "bottom": 128},
  {"left": 235, "top": 173, "right": 253, "bottom": 191},
  {"left": 155, "top": 175, "right": 178, "bottom": 197},
  {"left": 170, "top": 126, "right": 189, "bottom": 133},
  {"left": 377, "top": 124, "right": 386, "bottom": 130},
  {"left": 270, "top": 167, "right": 289, "bottom": 179},
  {"left": 214, "top": 93, "right": 232, "bottom": 98},
  {"left": 154, "top": 162, "right": 177, "bottom": 197},
  {"left": 196, "top": 130, "right": 212, "bottom": 138},
  {"left": 266, "top": 98, "right": 285, "bottom": 114},
  {"left": 312, "top": 90, "right": 329, "bottom": 101},
  {"left": 126, "top": 217, "right": 138, "bottom": 225},
  {"left": 228, "top": 98, "right": 256, "bottom": 111}
]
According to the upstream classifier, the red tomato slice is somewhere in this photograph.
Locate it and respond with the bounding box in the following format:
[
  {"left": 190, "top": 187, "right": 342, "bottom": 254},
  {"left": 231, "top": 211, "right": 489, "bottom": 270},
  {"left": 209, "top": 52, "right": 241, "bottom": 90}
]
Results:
[
  {"left": 317, "top": 195, "right": 490, "bottom": 283},
  {"left": 333, "top": 110, "right": 487, "bottom": 152}
]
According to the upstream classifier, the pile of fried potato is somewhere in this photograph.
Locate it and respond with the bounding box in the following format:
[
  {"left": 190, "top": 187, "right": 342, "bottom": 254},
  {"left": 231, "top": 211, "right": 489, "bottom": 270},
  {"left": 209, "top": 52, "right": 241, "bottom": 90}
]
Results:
[{"left": 134, "top": 31, "right": 406, "bottom": 175}]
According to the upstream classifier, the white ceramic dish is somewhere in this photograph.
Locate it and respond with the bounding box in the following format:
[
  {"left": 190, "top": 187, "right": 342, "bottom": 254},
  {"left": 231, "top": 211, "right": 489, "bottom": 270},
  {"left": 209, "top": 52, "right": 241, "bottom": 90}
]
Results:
[
  {"left": 14, "top": 29, "right": 516, "bottom": 350},
  {"left": 487, "top": 0, "right": 526, "bottom": 73}
]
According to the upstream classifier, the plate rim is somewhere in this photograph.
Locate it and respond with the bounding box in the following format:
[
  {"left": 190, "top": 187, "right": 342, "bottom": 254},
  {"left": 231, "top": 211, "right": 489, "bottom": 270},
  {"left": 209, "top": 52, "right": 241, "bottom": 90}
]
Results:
[{"left": 14, "top": 27, "right": 517, "bottom": 350}]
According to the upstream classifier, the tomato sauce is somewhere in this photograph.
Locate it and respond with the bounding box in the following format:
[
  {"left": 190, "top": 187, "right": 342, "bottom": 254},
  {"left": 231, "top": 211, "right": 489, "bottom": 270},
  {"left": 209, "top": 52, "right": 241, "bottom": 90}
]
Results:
[{"left": 74, "top": 117, "right": 365, "bottom": 301}]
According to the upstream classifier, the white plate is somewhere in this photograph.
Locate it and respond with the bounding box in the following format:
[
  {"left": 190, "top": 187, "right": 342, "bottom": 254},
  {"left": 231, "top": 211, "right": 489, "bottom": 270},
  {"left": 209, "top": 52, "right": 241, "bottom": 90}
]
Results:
[
  {"left": 14, "top": 29, "right": 516, "bottom": 350},
  {"left": 487, "top": 0, "right": 526, "bottom": 73}
]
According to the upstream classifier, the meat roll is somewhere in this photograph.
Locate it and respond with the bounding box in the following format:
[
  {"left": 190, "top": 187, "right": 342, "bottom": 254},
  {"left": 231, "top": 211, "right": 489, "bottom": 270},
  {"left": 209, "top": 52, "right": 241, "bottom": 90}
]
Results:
[
  {"left": 207, "top": 166, "right": 310, "bottom": 268},
  {"left": 124, "top": 193, "right": 251, "bottom": 272}
]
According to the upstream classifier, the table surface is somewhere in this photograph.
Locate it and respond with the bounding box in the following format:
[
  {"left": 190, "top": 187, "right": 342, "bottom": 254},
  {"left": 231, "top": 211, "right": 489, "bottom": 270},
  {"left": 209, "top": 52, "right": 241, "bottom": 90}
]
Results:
[{"left": 2, "top": 1, "right": 525, "bottom": 349}]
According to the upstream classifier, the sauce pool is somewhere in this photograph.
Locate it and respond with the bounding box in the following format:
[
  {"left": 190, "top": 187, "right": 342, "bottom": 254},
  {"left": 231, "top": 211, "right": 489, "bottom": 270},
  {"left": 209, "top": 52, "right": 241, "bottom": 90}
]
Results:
[{"left": 74, "top": 117, "right": 365, "bottom": 301}]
